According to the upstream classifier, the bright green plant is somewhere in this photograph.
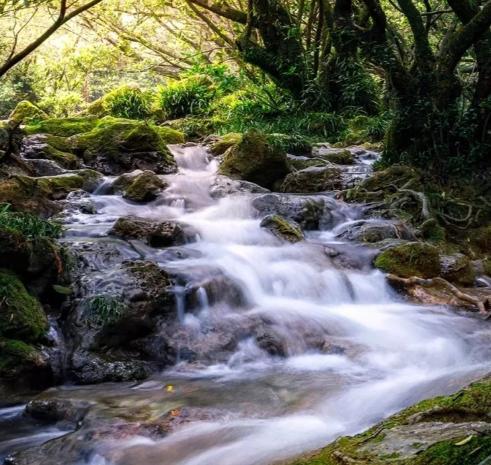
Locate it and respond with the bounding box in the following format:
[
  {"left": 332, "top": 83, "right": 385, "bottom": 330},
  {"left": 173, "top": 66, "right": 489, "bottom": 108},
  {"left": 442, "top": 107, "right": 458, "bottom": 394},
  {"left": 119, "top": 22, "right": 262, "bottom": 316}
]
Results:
[
  {"left": 154, "top": 76, "right": 214, "bottom": 119},
  {"left": 100, "top": 85, "right": 152, "bottom": 119},
  {"left": 0, "top": 204, "right": 62, "bottom": 239}
]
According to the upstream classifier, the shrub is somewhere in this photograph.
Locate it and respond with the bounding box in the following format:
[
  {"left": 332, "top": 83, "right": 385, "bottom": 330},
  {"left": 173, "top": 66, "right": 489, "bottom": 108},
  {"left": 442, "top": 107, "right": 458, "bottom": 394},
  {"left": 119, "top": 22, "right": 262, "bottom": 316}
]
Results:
[{"left": 154, "top": 76, "right": 214, "bottom": 119}]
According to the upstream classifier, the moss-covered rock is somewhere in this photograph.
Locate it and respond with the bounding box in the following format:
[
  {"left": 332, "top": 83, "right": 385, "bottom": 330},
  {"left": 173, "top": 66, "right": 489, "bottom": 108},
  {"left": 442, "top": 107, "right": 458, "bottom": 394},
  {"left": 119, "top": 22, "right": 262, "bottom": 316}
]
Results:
[
  {"left": 321, "top": 149, "right": 354, "bottom": 165},
  {"left": 0, "top": 269, "right": 48, "bottom": 342},
  {"left": 22, "top": 134, "right": 80, "bottom": 169},
  {"left": 36, "top": 170, "right": 102, "bottom": 198},
  {"left": 112, "top": 170, "right": 167, "bottom": 203},
  {"left": 260, "top": 214, "right": 304, "bottom": 243},
  {"left": 8, "top": 101, "right": 47, "bottom": 124},
  {"left": 280, "top": 166, "right": 342, "bottom": 193},
  {"left": 288, "top": 376, "right": 491, "bottom": 465},
  {"left": 374, "top": 242, "right": 441, "bottom": 278},
  {"left": 440, "top": 253, "right": 476, "bottom": 286},
  {"left": 0, "top": 338, "right": 48, "bottom": 381},
  {"left": 154, "top": 125, "right": 185, "bottom": 144},
  {"left": 69, "top": 118, "right": 177, "bottom": 175},
  {"left": 219, "top": 130, "right": 290, "bottom": 189},
  {"left": 24, "top": 117, "right": 99, "bottom": 137},
  {"left": 210, "top": 133, "right": 243, "bottom": 156},
  {"left": 165, "top": 116, "right": 215, "bottom": 139}
]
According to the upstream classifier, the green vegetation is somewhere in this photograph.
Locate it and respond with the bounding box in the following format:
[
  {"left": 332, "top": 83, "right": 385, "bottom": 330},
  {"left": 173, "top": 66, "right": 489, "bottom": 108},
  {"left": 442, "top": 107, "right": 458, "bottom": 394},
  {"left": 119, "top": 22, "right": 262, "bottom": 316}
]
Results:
[
  {"left": 290, "top": 377, "right": 491, "bottom": 465},
  {"left": 0, "top": 269, "right": 48, "bottom": 342},
  {"left": 8, "top": 100, "right": 47, "bottom": 124},
  {"left": 83, "top": 295, "right": 125, "bottom": 327},
  {"left": 0, "top": 203, "right": 62, "bottom": 238},
  {"left": 374, "top": 243, "right": 441, "bottom": 278},
  {"left": 0, "top": 338, "right": 43, "bottom": 379},
  {"left": 88, "top": 85, "right": 152, "bottom": 119}
]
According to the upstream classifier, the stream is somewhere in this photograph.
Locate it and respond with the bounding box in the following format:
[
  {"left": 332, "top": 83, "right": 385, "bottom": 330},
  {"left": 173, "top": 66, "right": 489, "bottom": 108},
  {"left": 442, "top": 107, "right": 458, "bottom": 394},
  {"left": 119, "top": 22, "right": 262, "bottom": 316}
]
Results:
[{"left": 1, "top": 144, "right": 491, "bottom": 465}]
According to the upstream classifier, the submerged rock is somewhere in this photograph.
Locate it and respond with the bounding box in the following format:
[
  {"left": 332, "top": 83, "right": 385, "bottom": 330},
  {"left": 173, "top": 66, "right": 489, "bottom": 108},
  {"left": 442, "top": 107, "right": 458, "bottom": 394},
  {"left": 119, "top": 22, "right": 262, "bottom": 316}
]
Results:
[
  {"left": 218, "top": 130, "right": 290, "bottom": 189},
  {"left": 260, "top": 214, "right": 304, "bottom": 243}
]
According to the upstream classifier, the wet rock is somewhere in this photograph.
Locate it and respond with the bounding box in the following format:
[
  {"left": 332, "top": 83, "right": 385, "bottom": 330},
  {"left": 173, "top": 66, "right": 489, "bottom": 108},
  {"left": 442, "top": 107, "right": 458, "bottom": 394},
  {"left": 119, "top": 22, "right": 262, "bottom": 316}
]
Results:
[
  {"left": 65, "top": 259, "right": 176, "bottom": 383},
  {"left": 312, "top": 145, "right": 354, "bottom": 164},
  {"left": 21, "top": 134, "right": 79, "bottom": 169},
  {"left": 374, "top": 242, "right": 441, "bottom": 278},
  {"left": 109, "top": 216, "right": 187, "bottom": 247},
  {"left": 252, "top": 193, "right": 336, "bottom": 230},
  {"left": 279, "top": 166, "right": 342, "bottom": 193},
  {"left": 440, "top": 253, "right": 476, "bottom": 286},
  {"left": 260, "top": 214, "right": 304, "bottom": 243},
  {"left": 209, "top": 175, "right": 269, "bottom": 198},
  {"left": 209, "top": 132, "right": 242, "bottom": 156},
  {"left": 288, "top": 376, "right": 491, "bottom": 465},
  {"left": 336, "top": 219, "right": 415, "bottom": 243},
  {"left": 25, "top": 399, "right": 89, "bottom": 425},
  {"left": 112, "top": 170, "right": 167, "bottom": 202},
  {"left": 218, "top": 130, "right": 290, "bottom": 189}
]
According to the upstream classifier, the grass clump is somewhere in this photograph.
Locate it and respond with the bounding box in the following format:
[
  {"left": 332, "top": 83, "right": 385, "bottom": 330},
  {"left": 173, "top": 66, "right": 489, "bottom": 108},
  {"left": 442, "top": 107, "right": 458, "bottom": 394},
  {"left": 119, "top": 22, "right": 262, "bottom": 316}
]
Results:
[
  {"left": 0, "top": 203, "right": 62, "bottom": 238},
  {"left": 83, "top": 295, "right": 125, "bottom": 327}
]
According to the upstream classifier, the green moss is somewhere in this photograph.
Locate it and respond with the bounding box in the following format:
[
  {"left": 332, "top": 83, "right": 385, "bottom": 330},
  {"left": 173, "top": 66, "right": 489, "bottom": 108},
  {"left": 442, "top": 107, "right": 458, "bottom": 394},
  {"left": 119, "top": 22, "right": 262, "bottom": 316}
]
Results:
[
  {"left": 154, "top": 125, "right": 185, "bottom": 144},
  {"left": 9, "top": 101, "right": 47, "bottom": 124},
  {"left": 165, "top": 116, "right": 216, "bottom": 139},
  {"left": 71, "top": 118, "right": 175, "bottom": 166},
  {"left": 113, "top": 171, "right": 167, "bottom": 202},
  {"left": 24, "top": 117, "right": 99, "bottom": 137},
  {"left": 83, "top": 295, "right": 125, "bottom": 327},
  {"left": 36, "top": 170, "right": 102, "bottom": 196},
  {"left": 260, "top": 215, "right": 304, "bottom": 242},
  {"left": 321, "top": 149, "right": 354, "bottom": 165},
  {"left": 289, "top": 377, "right": 491, "bottom": 465},
  {"left": 0, "top": 270, "right": 48, "bottom": 342},
  {"left": 210, "top": 133, "right": 243, "bottom": 156},
  {"left": 0, "top": 338, "right": 43, "bottom": 379},
  {"left": 374, "top": 242, "right": 441, "bottom": 278},
  {"left": 471, "top": 226, "right": 491, "bottom": 253},
  {"left": 219, "top": 130, "right": 289, "bottom": 189}
]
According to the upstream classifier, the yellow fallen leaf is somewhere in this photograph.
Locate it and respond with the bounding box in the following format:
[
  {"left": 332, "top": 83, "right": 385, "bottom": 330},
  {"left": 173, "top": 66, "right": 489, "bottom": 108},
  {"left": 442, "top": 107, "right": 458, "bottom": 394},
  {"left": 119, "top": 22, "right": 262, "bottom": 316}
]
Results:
[
  {"left": 166, "top": 385, "right": 174, "bottom": 392},
  {"left": 455, "top": 435, "right": 474, "bottom": 446}
]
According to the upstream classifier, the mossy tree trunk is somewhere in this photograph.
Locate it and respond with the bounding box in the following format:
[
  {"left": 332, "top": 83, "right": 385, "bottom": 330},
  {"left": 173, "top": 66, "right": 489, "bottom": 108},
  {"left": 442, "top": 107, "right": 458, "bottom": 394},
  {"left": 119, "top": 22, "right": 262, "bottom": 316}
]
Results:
[{"left": 362, "top": 0, "right": 491, "bottom": 177}]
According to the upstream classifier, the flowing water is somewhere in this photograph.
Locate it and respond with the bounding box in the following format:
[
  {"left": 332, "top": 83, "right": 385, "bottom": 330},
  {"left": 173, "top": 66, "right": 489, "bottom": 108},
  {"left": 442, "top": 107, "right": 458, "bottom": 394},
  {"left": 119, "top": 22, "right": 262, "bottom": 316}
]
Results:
[{"left": 1, "top": 144, "right": 491, "bottom": 465}]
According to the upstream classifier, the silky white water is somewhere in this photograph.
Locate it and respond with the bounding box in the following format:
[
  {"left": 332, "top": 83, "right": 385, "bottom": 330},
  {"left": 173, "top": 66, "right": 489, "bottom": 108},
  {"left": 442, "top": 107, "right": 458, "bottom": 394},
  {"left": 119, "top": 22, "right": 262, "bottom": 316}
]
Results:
[{"left": 3, "top": 144, "right": 490, "bottom": 465}]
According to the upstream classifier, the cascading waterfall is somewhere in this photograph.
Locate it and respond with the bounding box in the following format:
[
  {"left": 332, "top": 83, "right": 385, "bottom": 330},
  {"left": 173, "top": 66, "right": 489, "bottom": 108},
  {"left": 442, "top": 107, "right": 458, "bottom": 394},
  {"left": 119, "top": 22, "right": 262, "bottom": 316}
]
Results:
[{"left": 1, "top": 144, "right": 490, "bottom": 465}]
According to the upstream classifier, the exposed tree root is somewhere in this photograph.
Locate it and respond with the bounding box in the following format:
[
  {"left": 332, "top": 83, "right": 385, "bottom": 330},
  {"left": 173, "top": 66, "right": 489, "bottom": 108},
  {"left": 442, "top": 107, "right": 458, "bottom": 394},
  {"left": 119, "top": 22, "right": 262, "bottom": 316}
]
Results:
[{"left": 387, "top": 274, "right": 490, "bottom": 315}]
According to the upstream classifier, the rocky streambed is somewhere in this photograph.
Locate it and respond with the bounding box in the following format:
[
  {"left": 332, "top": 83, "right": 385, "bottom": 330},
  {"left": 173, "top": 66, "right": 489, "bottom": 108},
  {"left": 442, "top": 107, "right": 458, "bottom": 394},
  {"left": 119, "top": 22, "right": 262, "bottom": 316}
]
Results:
[{"left": 0, "top": 119, "right": 490, "bottom": 465}]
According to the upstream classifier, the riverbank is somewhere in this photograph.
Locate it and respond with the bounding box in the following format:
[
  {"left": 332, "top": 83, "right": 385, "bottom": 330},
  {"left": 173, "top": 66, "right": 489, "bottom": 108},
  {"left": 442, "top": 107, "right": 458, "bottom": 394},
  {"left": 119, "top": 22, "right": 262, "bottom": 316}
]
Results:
[{"left": 0, "top": 112, "right": 490, "bottom": 465}]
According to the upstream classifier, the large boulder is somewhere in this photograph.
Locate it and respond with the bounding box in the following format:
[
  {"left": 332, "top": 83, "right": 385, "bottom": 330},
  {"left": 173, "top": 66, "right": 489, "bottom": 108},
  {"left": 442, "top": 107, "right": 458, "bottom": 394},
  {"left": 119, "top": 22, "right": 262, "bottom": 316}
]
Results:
[
  {"left": 218, "top": 130, "right": 290, "bottom": 189},
  {"left": 336, "top": 219, "right": 415, "bottom": 243},
  {"left": 288, "top": 377, "right": 491, "bottom": 465},
  {"left": 8, "top": 101, "right": 47, "bottom": 124},
  {"left": 21, "top": 134, "right": 80, "bottom": 169},
  {"left": 440, "top": 253, "right": 476, "bottom": 286},
  {"left": 374, "top": 242, "right": 441, "bottom": 278},
  {"left": 252, "top": 193, "right": 337, "bottom": 230},
  {"left": 279, "top": 166, "right": 342, "bottom": 193},
  {"left": 210, "top": 133, "right": 242, "bottom": 156},
  {"left": 65, "top": 259, "right": 177, "bottom": 383},
  {"left": 112, "top": 170, "right": 167, "bottom": 202}
]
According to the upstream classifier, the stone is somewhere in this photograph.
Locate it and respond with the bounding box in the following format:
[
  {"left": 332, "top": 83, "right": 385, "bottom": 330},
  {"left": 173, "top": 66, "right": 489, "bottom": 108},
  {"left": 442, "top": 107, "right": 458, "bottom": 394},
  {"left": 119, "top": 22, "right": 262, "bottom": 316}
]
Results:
[
  {"left": 112, "top": 170, "right": 167, "bottom": 202},
  {"left": 260, "top": 214, "right": 304, "bottom": 242},
  {"left": 279, "top": 166, "right": 342, "bottom": 193}
]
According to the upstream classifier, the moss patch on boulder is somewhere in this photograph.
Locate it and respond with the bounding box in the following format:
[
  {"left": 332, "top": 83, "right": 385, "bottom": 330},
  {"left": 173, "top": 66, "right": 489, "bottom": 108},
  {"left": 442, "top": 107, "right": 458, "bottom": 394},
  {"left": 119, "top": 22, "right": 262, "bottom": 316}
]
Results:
[
  {"left": 0, "top": 338, "right": 47, "bottom": 380},
  {"left": 210, "top": 133, "right": 243, "bottom": 156},
  {"left": 260, "top": 214, "right": 304, "bottom": 243},
  {"left": 112, "top": 170, "right": 167, "bottom": 202},
  {"left": 280, "top": 166, "right": 342, "bottom": 193},
  {"left": 322, "top": 149, "right": 354, "bottom": 165},
  {"left": 219, "top": 130, "right": 290, "bottom": 189},
  {"left": 0, "top": 269, "right": 48, "bottom": 342},
  {"left": 289, "top": 376, "right": 491, "bottom": 465},
  {"left": 9, "top": 101, "right": 47, "bottom": 124},
  {"left": 374, "top": 242, "right": 441, "bottom": 278},
  {"left": 24, "top": 117, "right": 99, "bottom": 137}
]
